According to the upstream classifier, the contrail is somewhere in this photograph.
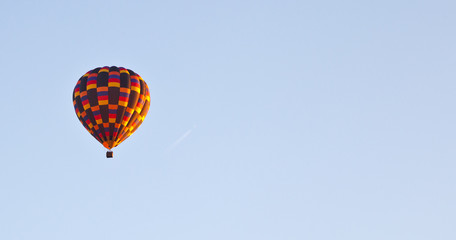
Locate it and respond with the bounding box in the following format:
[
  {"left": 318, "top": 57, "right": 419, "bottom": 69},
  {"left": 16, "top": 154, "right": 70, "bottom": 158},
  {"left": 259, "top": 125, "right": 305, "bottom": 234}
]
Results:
[{"left": 166, "top": 125, "right": 196, "bottom": 152}]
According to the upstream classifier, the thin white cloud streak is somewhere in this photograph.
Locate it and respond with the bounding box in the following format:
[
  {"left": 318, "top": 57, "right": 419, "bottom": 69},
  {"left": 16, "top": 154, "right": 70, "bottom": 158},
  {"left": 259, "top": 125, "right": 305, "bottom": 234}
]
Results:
[{"left": 166, "top": 125, "right": 196, "bottom": 152}]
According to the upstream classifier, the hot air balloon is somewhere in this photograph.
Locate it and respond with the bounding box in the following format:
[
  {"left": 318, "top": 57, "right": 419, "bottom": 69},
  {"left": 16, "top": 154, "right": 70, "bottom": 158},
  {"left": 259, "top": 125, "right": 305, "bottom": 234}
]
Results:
[{"left": 72, "top": 66, "right": 150, "bottom": 158}]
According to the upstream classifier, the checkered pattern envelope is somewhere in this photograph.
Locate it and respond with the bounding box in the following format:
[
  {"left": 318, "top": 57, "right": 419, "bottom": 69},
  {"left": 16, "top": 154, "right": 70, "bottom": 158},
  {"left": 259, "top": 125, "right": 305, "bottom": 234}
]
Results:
[{"left": 73, "top": 66, "right": 150, "bottom": 150}]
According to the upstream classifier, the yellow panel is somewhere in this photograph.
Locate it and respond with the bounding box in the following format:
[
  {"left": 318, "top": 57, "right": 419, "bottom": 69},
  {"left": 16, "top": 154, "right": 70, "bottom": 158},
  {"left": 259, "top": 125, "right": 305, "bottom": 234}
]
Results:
[
  {"left": 87, "top": 84, "right": 97, "bottom": 90},
  {"left": 108, "top": 82, "right": 120, "bottom": 87},
  {"left": 118, "top": 101, "right": 128, "bottom": 107}
]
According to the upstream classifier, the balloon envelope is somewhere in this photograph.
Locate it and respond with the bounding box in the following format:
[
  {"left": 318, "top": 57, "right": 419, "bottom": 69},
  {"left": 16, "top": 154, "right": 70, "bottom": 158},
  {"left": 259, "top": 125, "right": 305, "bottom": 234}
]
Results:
[{"left": 72, "top": 66, "right": 150, "bottom": 149}]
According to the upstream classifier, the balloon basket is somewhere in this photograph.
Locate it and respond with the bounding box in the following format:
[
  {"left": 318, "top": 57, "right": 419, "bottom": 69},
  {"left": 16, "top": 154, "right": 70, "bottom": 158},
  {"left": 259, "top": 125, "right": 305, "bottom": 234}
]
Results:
[{"left": 106, "top": 151, "right": 113, "bottom": 158}]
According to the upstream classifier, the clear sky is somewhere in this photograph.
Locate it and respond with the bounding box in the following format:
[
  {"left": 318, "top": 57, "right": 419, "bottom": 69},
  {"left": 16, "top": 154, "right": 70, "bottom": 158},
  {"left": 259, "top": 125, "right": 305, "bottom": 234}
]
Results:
[{"left": 1, "top": 0, "right": 455, "bottom": 239}]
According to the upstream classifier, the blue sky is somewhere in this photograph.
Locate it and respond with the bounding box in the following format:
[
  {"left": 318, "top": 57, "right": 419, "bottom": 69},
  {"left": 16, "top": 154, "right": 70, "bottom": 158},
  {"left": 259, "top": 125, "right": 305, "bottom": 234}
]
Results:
[{"left": 1, "top": 0, "right": 455, "bottom": 239}]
